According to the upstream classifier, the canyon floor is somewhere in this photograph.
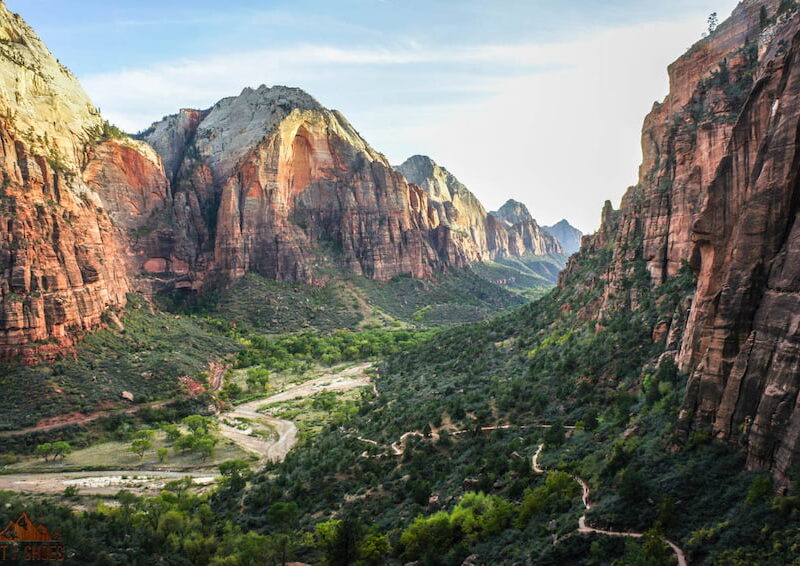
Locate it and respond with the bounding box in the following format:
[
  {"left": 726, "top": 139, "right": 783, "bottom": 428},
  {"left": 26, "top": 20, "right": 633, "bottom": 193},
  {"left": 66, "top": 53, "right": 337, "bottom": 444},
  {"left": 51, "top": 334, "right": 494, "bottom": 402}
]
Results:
[{"left": 0, "top": 363, "right": 374, "bottom": 496}]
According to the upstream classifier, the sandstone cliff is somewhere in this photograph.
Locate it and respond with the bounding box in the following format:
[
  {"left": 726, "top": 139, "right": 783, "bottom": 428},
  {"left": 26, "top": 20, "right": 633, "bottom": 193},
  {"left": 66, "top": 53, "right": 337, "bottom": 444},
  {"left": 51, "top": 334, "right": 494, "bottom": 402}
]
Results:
[
  {"left": 140, "top": 88, "right": 462, "bottom": 286},
  {"left": 396, "top": 156, "right": 563, "bottom": 262},
  {"left": 563, "top": 0, "right": 800, "bottom": 484},
  {"left": 490, "top": 199, "right": 564, "bottom": 256},
  {"left": 0, "top": 4, "right": 131, "bottom": 361}
]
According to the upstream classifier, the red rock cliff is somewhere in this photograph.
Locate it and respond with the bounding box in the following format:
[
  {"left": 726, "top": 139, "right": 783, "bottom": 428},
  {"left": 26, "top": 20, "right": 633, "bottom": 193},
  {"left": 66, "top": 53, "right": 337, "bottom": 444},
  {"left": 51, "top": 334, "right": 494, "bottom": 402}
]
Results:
[
  {"left": 0, "top": 5, "right": 130, "bottom": 361},
  {"left": 142, "top": 87, "right": 466, "bottom": 285},
  {"left": 564, "top": 0, "right": 800, "bottom": 484}
]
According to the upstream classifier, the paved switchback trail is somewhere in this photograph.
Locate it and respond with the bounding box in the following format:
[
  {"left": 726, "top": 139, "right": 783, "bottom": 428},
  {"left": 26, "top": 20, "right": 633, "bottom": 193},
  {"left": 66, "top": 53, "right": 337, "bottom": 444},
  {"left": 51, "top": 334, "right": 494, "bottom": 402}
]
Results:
[{"left": 532, "top": 444, "right": 688, "bottom": 566}]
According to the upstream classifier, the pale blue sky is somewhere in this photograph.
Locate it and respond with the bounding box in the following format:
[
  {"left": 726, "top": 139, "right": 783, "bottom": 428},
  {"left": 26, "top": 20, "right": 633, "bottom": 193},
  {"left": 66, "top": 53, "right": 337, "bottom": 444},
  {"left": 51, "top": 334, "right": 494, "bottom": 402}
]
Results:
[{"left": 6, "top": 0, "right": 740, "bottom": 231}]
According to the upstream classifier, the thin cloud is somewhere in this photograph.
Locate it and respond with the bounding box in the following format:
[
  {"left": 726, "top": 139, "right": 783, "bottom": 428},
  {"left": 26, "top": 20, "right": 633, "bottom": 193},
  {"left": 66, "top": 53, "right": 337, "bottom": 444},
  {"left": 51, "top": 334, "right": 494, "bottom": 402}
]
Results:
[{"left": 81, "top": 9, "right": 732, "bottom": 232}]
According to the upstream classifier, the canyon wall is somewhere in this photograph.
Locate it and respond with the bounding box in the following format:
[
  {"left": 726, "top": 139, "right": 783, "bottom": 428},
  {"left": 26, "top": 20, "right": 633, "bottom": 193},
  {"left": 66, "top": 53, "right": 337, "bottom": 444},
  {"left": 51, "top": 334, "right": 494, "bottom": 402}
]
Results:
[
  {"left": 564, "top": 0, "right": 800, "bottom": 484},
  {"left": 396, "top": 155, "right": 563, "bottom": 262},
  {"left": 0, "top": 5, "right": 131, "bottom": 361},
  {"left": 141, "top": 87, "right": 462, "bottom": 286}
]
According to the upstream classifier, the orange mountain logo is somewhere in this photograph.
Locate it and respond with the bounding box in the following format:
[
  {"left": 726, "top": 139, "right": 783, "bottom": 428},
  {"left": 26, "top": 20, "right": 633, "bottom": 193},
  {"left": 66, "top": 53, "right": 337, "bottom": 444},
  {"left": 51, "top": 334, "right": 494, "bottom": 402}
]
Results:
[
  {"left": 0, "top": 513, "right": 58, "bottom": 543},
  {"left": 0, "top": 512, "right": 63, "bottom": 561}
]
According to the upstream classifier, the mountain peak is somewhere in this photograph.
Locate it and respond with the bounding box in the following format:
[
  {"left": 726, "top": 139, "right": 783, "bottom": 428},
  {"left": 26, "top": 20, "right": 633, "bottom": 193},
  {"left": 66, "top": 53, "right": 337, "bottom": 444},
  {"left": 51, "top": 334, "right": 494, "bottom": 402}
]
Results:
[
  {"left": 395, "top": 155, "right": 475, "bottom": 207},
  {"left": 543, "top": 218, "right": 582, "bottom": 255},
  {"left": 491, "top": 199, "right": 534, "bottom": 226},
  {"left": 145, "top": 84, "right": 329, "bottom": 184},
  {"left": 232, "top": 84, "right": 323, "bottom": 110}
]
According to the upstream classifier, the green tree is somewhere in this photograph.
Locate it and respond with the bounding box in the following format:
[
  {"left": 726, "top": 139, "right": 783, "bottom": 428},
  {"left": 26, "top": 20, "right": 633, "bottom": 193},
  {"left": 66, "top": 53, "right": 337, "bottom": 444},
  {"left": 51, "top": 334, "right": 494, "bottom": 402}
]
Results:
[
  {"left": 358, "top": 533, "right": 389, "bottom": 566},
  {"left": 194, "top": 435, "right": 218, "bottom": 462},
  {"left": 315, "top": 516, "right": 364, "bottom": 566},
  {"left": 619, "top": 467, "right": 646, "bottom": 503},
  {"left": 35, "top": 443, "right": 54, "bottom": 462},
  {"left": 745, "top": 475, "right": 773, "bottom": 505},
  {"left": 162, "top": 424, "right": 182, "bottom": 442},
  {"left": 544, "top": 422, "right": 566, "bottom": 447},
  {"left": 707, "top": 12, "right": 719, "bottom": 34},
  {"left": 130, "top": 437, "right": 153, "bottom": 459},
  {"left": 175, "top": 433, "right": 196, "bottom": 453},
  {"left": 183, "top": 415, "right": 212, "bottom": 435},
  {"left": 399, "top": 511, "right": 454, "bottom": 562},
  {"left": 760, "top": 6, "right": 770, "bottom": 29},
  {"left": 267, "top": 502, "right": 299, "bottom": 532},
  {"left": 219, "top": 459, "right": 253, "bottom": 491},
  {"left": 157, "top": 447, "right": 169, "bottom": 463},
  {"left": 51, "top": 441, "right": 72, "bottom": 461}
]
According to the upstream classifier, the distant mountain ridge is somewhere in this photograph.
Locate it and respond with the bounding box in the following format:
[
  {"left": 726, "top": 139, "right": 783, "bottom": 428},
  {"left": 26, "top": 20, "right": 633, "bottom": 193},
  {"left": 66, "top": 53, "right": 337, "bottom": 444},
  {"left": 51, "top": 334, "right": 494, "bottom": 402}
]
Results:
[
  {"left": 543, "top": 219, "right": 583, "bottom": 255},
  {"left": 396, "top": 156, "right": 563, "bottom": 262}
]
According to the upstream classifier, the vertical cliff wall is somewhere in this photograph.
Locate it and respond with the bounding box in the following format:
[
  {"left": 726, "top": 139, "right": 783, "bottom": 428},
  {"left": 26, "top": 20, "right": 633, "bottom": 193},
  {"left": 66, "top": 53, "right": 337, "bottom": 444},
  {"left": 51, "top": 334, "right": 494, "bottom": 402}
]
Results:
[
  {"left": 563, "top": 0, "right": 800, "bottom": 484},
  {"left": 143, "top": 88, "right": 461, "bottom": 285},
  {"left": 0, "top": 4, "right": 131, "bottom": 361}
]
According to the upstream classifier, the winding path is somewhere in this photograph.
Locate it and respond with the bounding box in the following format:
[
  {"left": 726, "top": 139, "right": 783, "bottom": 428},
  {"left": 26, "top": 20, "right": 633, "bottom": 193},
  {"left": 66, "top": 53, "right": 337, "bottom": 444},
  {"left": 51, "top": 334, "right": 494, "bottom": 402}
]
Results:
[
  {"left": 382, "top": 423, "right": 577, "bottom": 457},
  {"left": 0, "top": 363, "right": 374, "bottom": 495},
  {"left": 532, "top": 444, "right": 688, "bottom": 566},
  {"left": 218, "top": 363, "right": 373, "bottom": 462}
]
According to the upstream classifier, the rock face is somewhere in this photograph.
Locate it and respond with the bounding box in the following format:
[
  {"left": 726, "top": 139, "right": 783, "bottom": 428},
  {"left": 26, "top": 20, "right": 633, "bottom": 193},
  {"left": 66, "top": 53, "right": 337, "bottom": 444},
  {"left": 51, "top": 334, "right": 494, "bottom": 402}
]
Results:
[
  {"left": 491, "top": 199, "right": 533, "bottom": 226},
  {"left": 141, "top": 89, "right": 459, "bottom": 285},
  {"left": 0, "top": 4, "right": 129, "bottom": 361},
  {"left": 0, "top": 5, "right": 572, "bottom": 361},
  {"left": 543, "top": 219, "right": 583, "bottom": 255},
  {"left": 396, "top": 156, "right": 563, "bottom": 262},
  {"left": 564, "top": 0, "right": 800, "bottom": 484},
  {"left": 490, "top": 199, "right": 564, "bottom": 256}
]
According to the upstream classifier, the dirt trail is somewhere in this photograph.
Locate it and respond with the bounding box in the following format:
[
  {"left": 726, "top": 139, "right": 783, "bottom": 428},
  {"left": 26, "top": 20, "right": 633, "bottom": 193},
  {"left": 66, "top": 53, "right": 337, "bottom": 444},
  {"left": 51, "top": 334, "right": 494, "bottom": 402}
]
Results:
[
  {"left": 218, "top": 363, "right": 373, "bottom": 462},
  {"left": 1, "top": 360, "right": 232, "bottom": 438},
  {"left": 209, "top": 362, "right": 229, "bottom": 392},
  {"left": 384, "top": 423, "right": 577, "bottom": 457},
  {"left": 532, "top": 444, "right": 688, "bottom": 566},
  {"left": 0, "top": 470, "right": 215, "bottom": 496},
  {"left": 0, "top": 363, "right": 374, "bottom": 495},
  {"left": 0, "top": 399, "right": 177, "bottom": 438}
]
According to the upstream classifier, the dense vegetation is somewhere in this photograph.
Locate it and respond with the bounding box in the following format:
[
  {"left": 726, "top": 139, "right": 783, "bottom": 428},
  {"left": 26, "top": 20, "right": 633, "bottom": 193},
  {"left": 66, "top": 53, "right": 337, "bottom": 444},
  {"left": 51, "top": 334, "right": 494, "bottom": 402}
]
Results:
[
  {"left": 159, "top": 269, "right": 524, "bottom": 334},
  {"left": 235, "top": 328, "right": 432, "bottom": 372},
  {"left": 3, "top": 236, "right": 799, "bottom": 565},
  {"left": 0, "top": 295, "right": 239, "bottom": 431}
]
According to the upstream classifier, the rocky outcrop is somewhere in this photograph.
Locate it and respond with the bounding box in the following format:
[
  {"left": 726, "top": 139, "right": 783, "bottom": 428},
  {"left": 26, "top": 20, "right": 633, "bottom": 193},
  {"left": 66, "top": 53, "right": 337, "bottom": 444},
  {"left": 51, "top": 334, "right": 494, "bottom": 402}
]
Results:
[
  {"left": 396, "top": 156, "right": 563, "bottom": 262},
  {"left": 563, "top": 0, "right": 800, "bottom": 484},
  {"left": 543, "top": 219, "right": 583, "bottom": 255},
  {"left": 490, "top": 199, "right": 564, "bottom": 256},
  {"left": 0, "top": 4, "right": 129, "bottom": 361},
  {"left": 142, "top": 89, "right": 459, "bottom": 285}
]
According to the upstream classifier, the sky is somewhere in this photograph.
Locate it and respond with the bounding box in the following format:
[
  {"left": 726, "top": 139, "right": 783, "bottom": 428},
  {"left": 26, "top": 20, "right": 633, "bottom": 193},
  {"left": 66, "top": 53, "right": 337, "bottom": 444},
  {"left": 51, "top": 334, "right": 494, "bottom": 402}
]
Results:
[{"left": 6, "top": 0, "right": 740, "bottom": 233}]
